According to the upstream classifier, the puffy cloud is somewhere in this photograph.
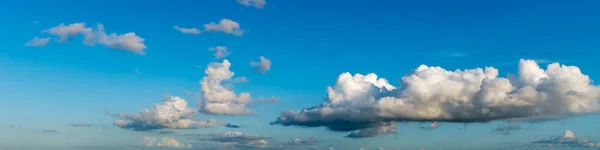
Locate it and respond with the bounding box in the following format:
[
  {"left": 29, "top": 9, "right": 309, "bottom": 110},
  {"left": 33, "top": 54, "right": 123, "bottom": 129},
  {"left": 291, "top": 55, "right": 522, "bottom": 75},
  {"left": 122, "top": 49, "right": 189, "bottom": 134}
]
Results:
[
  {"left": 83, "top": 24, "right": 147, "bottom": 54},
  {"left": 144, "top": 136, "right": 192, "bottom": 148},
  {"left": 272, "top": 59, "right": 600, "bottom": 137},
  {"left": 25, "top": 37, "right": 51, "bottom": 47},
  {"left": 250, "top": 56, "right": 271, "bottom": 73},
  {"left": 112, "top": 96, "right": 225, "bottom": 131},
  {"left": 69, "top": 123, "right": 92, "bottom": 127},
  {"left": 532, "top": 130, "right": 600, "bottom": 148},
  {"left": 209, "top": 46, "right": 230, "bottom": 59},
  {"left": 43, "top": 23, "right": 92, "bottom": 41},
  {"left": 492, "top": 124, "right": 521, "bottom": 135},
  {"left": 237, "top": 0, "right": 266, "bottom": 8},
  {"left": 173, "top": 26, "right": 201, "bottom": 34},
  {"left": 199, "top": 60, "right": 254, "bottom": 115},
  {"left": 203, "top": 19, "right": 244, "bottom": 36}
]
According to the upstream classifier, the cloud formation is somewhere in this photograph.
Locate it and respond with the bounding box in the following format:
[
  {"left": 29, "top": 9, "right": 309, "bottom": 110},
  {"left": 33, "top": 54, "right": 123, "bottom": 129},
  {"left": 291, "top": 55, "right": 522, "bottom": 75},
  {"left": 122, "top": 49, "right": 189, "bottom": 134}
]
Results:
[
  {"left": 492, "top": 124, "right": 521, "bottom": 135},
  {"left": 209, "top": 46, "right": 230, "bottom": 59},
  {"left": 203, "top": 19, "right": 244, "bottom": 36},
  {"left": 34, "top": 22, "right": 147, "bottom": 54},
  {"left": 186, "top": 132, "right": 279, "bottom": 149},
  {"left": 272, "top": 59, "right": 600, "bottom": 137},
  {"left": 346, "top": 122, "right": 397, "bottom": 138},
  {"left": 173, "top": 26, "right": 202, "bottom": 34},
  {"left": 236, "top": 0, "right": 266, "bottom": 8},
  {"left": 250, "top": 56, "right": 271, "bottom": 73},
  {"left": 144, "top": 136, "right": 192, "bottom": 148},
  {"left": 25, "top": 37, "right": 51, "bottom": 47},
  {"left": 69, "top": 123, "right": 92, "bottom": 127},
  {"left": 41, "top": 129, "right": 59, "bottom": 133},
  {"left": 532, "top": 130, "right": 600, "bottom": 148},
  {"left": 112, "top": 96, "right": 224, "bottom": 131},
  {"left": 199, "top": 60, "right": 254, "bottom": 115}
]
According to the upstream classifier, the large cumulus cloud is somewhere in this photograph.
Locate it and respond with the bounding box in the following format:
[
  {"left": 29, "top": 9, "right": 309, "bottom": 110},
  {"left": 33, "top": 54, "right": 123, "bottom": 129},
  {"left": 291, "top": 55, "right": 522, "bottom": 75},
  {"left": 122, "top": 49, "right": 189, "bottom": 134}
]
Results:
[
  {"left": 199, "top": 60, "right": 255, "bottom": 115},
  {"left": 112, "top": 96, "right": 226, "bottom": 131},
  {"left": 272, "top": 59, "right": 600, "bottom": 137}
]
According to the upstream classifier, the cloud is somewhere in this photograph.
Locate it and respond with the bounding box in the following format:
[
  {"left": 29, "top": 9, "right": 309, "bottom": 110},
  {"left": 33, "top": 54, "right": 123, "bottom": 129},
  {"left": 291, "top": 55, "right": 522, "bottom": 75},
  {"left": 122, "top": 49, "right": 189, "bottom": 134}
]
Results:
[
  {"left": 43, "top": 23, "right": 92, "bottom": 41},
  {"left": 38, "top": 22, "right": 147, "bottom": 54},
  {"left": 225, "top": 123, "right": 242, "bottom": 128},
  {"left": 41, "top": 129, "right": 59, "bottom": 133},
  {"left": 418, "top": 122, "right": 440, "bottom": 130},
  {"left": 69, "top": 123, "right": 92, "bottom": 127},
  {"left": 492, "top": 124, "right": 521, "bottom": 135},
  {"left": 173, "top": 26, "right": 201, "bottom": 34},
  {"left": 83, "top": 24, "right": 147, "bottom": 54},
  {"left": 209, "top": 46, "right": 230, "bottom": 59},
  {"left": 226, "top": 76, "right": 249, "bottom": 83},
  {"left": 144, "top": 136, "right": 192, "bottom": 148},
  {"left": 199, "top": 60, "right": 254, "bottom": 115},
  {"left": 187, "top": 132, "right": 279, "bottom": 149},
  {"left": 287, "top": 137, "right": 318, "bottom": 145},
  {"left": 203, "top": 19, "right": 244, "bottom": 36},
  {"left": 272, "top": 59, "right": 600, "bottom": 137},
  {"left": 532, "top": 130, "right": 600, "bottom": 148},
  {"left": 158, "top": 130, "right": 176, "bottom": 135},
  {"left": 134, "top": 69, "right": 142, "bottom": 74},
  {"left": 112, "top": 96, "right": 225, "bottom": 131},
  {"left": 25, "top": 37, "right": 51, "bottom": 47},
  {"left": 345, "top": 122, "right": 397, "bottom": 138},
  {"left": 250, "top": 56, "right": 271, "bottom": 73},
  {"left": 236, "top": 0, "right": 266, "bottom": 8}
]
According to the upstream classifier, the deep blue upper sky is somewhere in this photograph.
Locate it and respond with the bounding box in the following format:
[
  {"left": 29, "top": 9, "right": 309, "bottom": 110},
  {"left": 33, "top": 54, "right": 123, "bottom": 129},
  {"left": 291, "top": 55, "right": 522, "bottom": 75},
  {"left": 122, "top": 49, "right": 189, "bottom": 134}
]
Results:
[{"left": 1, "top": 0, "right": 600, "bottom": 149}]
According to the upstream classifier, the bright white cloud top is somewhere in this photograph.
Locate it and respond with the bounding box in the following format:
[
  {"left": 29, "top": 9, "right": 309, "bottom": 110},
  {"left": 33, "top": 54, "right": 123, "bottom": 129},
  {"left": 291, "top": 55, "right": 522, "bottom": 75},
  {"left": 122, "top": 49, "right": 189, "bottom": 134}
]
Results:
[
  {"left": 272, "top": 59, "right": 600, "bottom": 138},
  {"left": 200, "top": 60, "right": 254, "bottom": 115}
]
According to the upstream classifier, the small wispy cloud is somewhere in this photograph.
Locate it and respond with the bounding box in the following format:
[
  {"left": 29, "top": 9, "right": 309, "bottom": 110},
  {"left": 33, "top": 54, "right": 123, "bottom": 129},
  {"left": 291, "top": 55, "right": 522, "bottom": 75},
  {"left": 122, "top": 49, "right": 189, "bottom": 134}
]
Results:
[{"left": 41, "top": 129, "right": 59, "bottom": 133}]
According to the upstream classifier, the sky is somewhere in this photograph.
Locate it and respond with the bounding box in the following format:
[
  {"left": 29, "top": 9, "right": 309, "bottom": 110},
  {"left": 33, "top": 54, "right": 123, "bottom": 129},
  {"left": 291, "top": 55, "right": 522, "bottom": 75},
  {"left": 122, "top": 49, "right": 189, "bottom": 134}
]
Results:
[{"left": 1, "top": 0, "right": 600, "bottom": 149}]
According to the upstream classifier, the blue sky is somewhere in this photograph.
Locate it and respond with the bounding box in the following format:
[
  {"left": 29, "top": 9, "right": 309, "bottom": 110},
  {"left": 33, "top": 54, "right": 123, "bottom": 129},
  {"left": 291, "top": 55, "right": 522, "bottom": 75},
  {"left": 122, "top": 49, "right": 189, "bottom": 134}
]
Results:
[{"left": 2, "top": 0, "right": 600, "bottom": 149}]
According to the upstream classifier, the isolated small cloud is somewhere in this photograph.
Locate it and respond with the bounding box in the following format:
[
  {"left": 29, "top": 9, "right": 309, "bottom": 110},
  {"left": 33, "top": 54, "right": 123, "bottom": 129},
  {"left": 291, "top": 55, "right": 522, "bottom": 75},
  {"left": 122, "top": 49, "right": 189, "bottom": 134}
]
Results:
[
  {"left": 199, "top": 60, "right": 254, "bottom": 115},
  {"left": 69, "top": 123, "right": 92, "bottom": 127},
  {"left": 287, "top": 137, "right": 318, "bottom": 145},
  {"left": 43, "top": 22, "right": 92, "bottom": 41},
  {"left": 203, "top": 19, "right": 244, "bottom": 36},
  {"left": 42, "top": 129, "right": 59, "bottom": 133},
  {"left": 492, "top": 124, "right": 521, "bottom": 135},
  {"left": 25, "top": 37, "right": 51, "bottom": 47},
  {"left": 532, "top": 130, "right": 600, "bottom": 148},
  {"left": 272, "top": 59, "right": 600, "bottom": 138},
  {"left": 112, "top": 96, "right": 225, "bottom": 131},
  {"left": 173, "top": 26, "right": 201, "bottom": 35},
  {"left": 237, "top": 0, "right": 266, "bottom": 8},
  {"left": 83, "top": 24, "right": 147, "bottom": 54},
  {"left": 188, "top": 132, "right": 276, "bottom": 149},
  {"left": 250, "top": 56, "right": 271, "bottom": 73},
  {"left": 209, "top": 46, "right": 230, "bottom": 59},
  {"left": 144, "top": 136, "right": 192, "bottom": 148}
]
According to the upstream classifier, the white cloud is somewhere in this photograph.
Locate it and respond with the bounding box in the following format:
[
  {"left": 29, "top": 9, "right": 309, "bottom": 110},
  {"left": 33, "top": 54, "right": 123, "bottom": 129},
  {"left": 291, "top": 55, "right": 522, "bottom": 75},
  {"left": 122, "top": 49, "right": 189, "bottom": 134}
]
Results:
[
  {"left": 43, "top": 23, "right": 92, "bottom": 41},
  {"left": 200, "top": 60, "right": 254, "bottom": 115},
  {"left": 112, "top": 96, "right": 225, "bottom": 131},
  {"left": 173, "top": 26, "right": 201, "bottom": 34},
  {"left": 144, "top": 137, "right": 192, "bottom": 148},
  {"left": 532, "top": 130, "right": 600, "bottom": 148},
  {"left": 250, "top": 56, "right": 271, "bottom": 73},
  {"left": 25, "top": 37, "right": 51, "bottom": 47},
  {"left": 236, "top": 0, "right": 266, "bottom": 8},
  {"left": 272, "top": 59, "right": 600, "bottom": 137},
  {"left": 83, "top": 24, "right": 147, "bottom": 54},
  {"left": 209, "top": 46, "right": 230, "bottom": 59},
  {"left": 203, "top": 19, "right": 244, "bottom": 36}
]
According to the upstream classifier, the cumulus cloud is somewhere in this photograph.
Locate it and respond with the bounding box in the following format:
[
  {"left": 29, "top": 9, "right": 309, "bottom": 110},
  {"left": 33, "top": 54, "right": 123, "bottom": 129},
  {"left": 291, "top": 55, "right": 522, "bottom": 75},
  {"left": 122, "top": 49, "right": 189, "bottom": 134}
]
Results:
[
  {"left": 199, "top": 60, "right": 254, "bottom": 115},
  {"left": 492, "top": 124, "right": 521, "bottom": 135},
  {"left": 144, "top": 136, "right": 192, "bottom": 148},
  {"left": 209, "top": 46, "right": 230, "bottom": 59},
  {"left": 532, "top": 130, "right": 600, "bottom": 148},
  {"left": 237, "top": 0, "right": 266, "bottom": 8},
  {"left": 203, "top": 19, "right": 244, "bottom": 36},
  {"left": 173, "top": 26, "right": 202, "bottom": 34},
  {"left": 43, "top": 23, "right": 92, "bottom": 41},
  {"left": 83, "top": 24, "right": 147, "bottom": 54},
  {"left": 250, "top": 56, "right": 271, "bottom": 73},
  {"left": 25, "top": 37, "right": 51, "bottom": 47},
  {"left": 112, "top": 96, "right": 225, "bottom": 131},
  {"left": 272, "top": 59, "right": 600, "bottom": 137}
]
